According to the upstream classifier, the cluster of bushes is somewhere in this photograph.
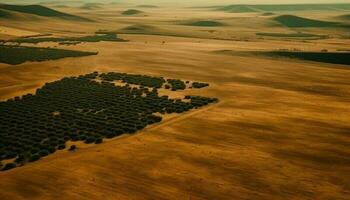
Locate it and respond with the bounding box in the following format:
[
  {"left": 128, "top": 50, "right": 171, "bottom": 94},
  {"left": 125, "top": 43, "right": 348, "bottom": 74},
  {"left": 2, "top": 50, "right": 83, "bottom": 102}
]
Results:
[
  {"left": 6, "top": 33, "right": 126, "bottom": 44},
  {"left": 185, "top": 95, "right": 218, "bottom": 107},
  {"left": 0, "top": 45, "right": 97, "bottom": 65},
  {"left": 166, "top": 79, "right": 186, "bottom": 91},
  {"left": 192, "top": 82, "right": 209, "bottom": 89},
  {"left": 98, "top": 72, "right": 212, "bottom": 91},
  {"left": 0, "top": 72, "right": 217, "bottom": 171},
  {"left": 79, "top": 71, "right": 99, "bottom": 79},
  {"left": 99, "top": 72, "right": 166, "bottom": 88}
]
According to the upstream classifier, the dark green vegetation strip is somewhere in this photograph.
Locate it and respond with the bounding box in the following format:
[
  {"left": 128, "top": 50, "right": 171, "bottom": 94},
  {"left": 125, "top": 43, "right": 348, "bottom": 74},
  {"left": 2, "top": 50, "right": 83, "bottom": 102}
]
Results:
[
  {"left": 216, "top": 50, "right": 350, "bottom": 66},
  {"left": 5, "top": 33, "right": 126, "bottom": 44},
  {"left": 121, "top": 9, "right": 143, "bottom": 15},
  {"left": 216, "top": 5, "right": 258, "bottom": 13},
  {"left": 0, "top": 45, "right": 97, "bottom": 65},
  {"left": 0, "top": 72, "right": 217, "bottom": 171},
  {"left": 338, "top": 14, "right": 350, "bottom": 20},
  {"left": 273, "top": 15, "right": 345, "bottom": 28},
  {"left": 262, "top": 51, "right": 350, "bottom": 66},
  {"left": 0, "top": 8, "right": 13, "bottom": 18},
  {"left": 0, "top": 4, "right": 90, "bottom": 21},
  {"left": 182, "top": 21, "right": 225, "bottom": 27}
]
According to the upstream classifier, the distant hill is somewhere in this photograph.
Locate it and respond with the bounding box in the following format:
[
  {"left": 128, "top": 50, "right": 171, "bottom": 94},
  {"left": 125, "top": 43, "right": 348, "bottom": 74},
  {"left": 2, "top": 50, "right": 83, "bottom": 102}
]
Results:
[
  {"left": 80, "top": 3, "right": 102, "bottom": 10},
  {"left": 136, "top": 5, "right": 158, "bottom": 8},
  {"left": 253, "top": 4, "right": 350, "bottom": 11},
  {"left": 0, "top": 8, "right": 13, "bottom": 18},
  {"left": 0, "top": 4, "right": 90, "bottom": 21},
  {"left": 262, "top": 12, "right": 275, "bottom": 16},
  {"left": 216, "top": 5, "right": 258, "bottom": 13},
  {"left": 122, "top": 24, "right": 154, "bottom": 31},
  {"left": 182, "top": 20, "right": 225, "bottom": 27},
  {"left": 214, "top": 4, "right": 350, "bottom": 12},
  {"left": 337, "top": 14, "right": 350, "bottom": 20},
  {"left": 273, "top": 15, "right": 342, "bottom": 28},
  {"left": 121, "top": 9, "right": 143, "bottom": 16}
]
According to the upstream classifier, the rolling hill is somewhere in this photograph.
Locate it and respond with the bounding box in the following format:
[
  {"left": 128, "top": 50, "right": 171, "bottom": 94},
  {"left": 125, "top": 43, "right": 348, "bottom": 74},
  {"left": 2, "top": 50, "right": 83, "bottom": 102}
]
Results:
[
  {"left": 121, "top": 9, "right": 143, "bottom": 16},
  {"left": 214, "top": 4, "right": 350, "bottom": 12},
  {"left": 0, "top": 4, "right": 90, "bottom": 21},
  {"left": 182, "top": 20, "right": 225, "bottom": 27},
  {"left": 273, "top": 15, "right": 342, "bottom": 28},
  {"left": 80, "top": 3, "right": 102, "bottom": 10},
  {"left": 122, "top": 24, "right": 155, "bottom": 32},
  {"left": 136, "top": 5, "right": 158, "bottom": 8},
  {"left": 0, "top": 8, "right": 13, "bottom": 18},
  {"left": 216, "top": 5, "right": 258, "bottom": 13},
  {"left": 337, "top": 14, "right": 350, "bottom": 20}
]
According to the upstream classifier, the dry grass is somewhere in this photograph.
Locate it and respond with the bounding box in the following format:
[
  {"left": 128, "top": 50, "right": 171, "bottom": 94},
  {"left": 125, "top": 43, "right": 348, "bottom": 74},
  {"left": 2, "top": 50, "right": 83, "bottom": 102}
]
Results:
[{"left": 0, "top": 4, "right": 350, "bottom": 200}]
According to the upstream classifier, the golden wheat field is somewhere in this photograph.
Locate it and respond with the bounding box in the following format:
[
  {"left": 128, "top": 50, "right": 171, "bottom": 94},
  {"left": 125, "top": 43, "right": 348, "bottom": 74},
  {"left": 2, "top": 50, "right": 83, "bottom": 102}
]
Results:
[{"left": 0, "top": 2, "right": 350, "bottom": 200}]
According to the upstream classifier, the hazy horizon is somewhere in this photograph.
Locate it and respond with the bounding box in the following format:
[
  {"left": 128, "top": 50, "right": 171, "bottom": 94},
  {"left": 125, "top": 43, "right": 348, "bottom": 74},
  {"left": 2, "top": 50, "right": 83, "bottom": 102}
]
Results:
[{"left": 1, "top": 0, "right": 350, "bottom": 6}]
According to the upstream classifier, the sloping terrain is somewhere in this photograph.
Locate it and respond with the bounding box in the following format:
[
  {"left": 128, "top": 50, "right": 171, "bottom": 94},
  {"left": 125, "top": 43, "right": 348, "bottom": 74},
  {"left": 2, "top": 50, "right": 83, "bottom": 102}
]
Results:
[
  {"left": 0, "top": 26, "right": 39, "bottom": 37},
  {"left": 253, "top": 3, "right": 350, "bottom": 11},
  {"left": 0, "top": 8, "right": 13, "bottom": 18},
  {"left": 215, "top": 4, "right": 350, "bottom": 12},
  {"left": 121, "top": 24, "right": 157, "bottom": 33},
  {"left": 336, "top": 14, "right": 350, "bottom": 21},
  {"left": 0, "top": 34, "right": 349, "bottom": 200},
  {"left": 273, "top": 15, "right": 342, "bottom": 28},
  {"left": 0, "top": 4, "right": 90, "bottom": 21},
  {"left": 80, "top": 3, "right": 102, "bottom": 10},
  {"left": 216, "top": 5, "right": 258, "bottom": 13},
  {"left": 0, "top": 3, "right": 350, "bottom": 200}
]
